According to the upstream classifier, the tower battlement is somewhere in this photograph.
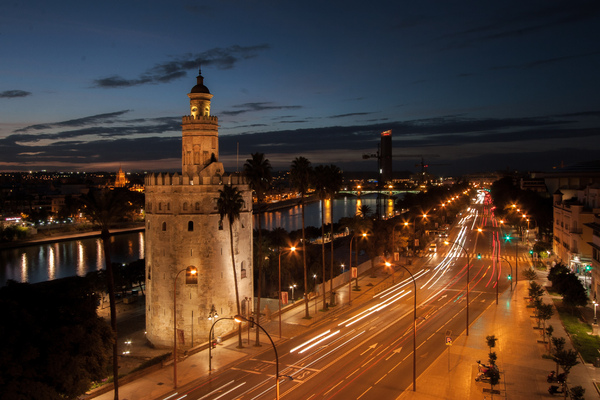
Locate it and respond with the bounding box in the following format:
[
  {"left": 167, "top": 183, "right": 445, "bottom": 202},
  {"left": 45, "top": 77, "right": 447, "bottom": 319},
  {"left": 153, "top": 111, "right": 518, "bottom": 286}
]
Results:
[
  {"left": 145, "top": 172, "right": 247, "bottom": 187},
  {"left": 181, "top": 114, "right": 218, "bottom": 124}
]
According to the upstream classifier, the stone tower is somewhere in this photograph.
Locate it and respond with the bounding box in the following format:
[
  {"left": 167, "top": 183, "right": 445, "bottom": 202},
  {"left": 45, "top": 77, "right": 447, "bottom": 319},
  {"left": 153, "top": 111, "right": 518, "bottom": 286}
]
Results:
[{"left": 144, "top": 70, "right": 253, "bottom": 348}]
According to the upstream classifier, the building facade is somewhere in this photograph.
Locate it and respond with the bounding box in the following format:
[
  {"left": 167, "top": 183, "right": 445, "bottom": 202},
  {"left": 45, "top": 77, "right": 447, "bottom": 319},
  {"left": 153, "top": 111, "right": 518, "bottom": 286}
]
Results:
[
  {"left": 553, "top": 185, "right": 596, "bottom": 286},
  {"left": 144, "top": 71, "right": 253, "bottom": 348}
]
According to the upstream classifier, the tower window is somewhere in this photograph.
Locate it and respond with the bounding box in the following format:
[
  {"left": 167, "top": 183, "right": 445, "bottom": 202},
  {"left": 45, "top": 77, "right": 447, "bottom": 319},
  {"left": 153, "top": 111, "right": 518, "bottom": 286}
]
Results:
[
  {"left": 183, "top": 202, "right": 188, "bottom": 211},
  {"left": 188, "top": 221, "right": 193, "bottom": 231},
  {"left": 162, "top": 222, "right": 167, "bottom": 231},
  {"left": 195, "top": 202, "right": 200, "bottom": 211},
  {"left": 158, "top": 203, "right": 162, "bottom": 211}
]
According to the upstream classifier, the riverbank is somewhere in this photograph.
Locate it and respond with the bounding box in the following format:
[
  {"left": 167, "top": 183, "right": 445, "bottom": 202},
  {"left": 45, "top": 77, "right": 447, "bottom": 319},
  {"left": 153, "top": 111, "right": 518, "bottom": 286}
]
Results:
[{"left": 0, "top": 224, "right": 145, "bottom": 250}]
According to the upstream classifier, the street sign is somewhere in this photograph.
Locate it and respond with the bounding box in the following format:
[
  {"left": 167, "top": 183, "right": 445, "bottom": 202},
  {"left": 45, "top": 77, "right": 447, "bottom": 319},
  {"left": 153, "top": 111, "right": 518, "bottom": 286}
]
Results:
[
  {"left": 351, "top": 267, "right": 357, "bottom": 278},
  {"left": 445, "top": 336, "right": 453, "bottom": 346},
  {"left": 281, "top": 291, "right": 288, "bottom": 305}
]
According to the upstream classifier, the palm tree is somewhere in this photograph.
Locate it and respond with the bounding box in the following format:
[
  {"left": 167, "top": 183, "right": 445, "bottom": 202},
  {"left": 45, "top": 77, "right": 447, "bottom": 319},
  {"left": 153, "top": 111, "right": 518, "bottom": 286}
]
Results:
[
  {"left": 217, "top": 184, "right": 245, "bottom": 348},
  {"left": 81, "top": 188, "right": 130, "bottom": 400},
  {"left": 243, "top": 152, "right": 272, "bottom": 346},
  {"left": 325, "top": 165, "right": 343, "bottom": 303},
  {"left": 312, "top": 165, "right": 328, "bottom": 310},
  {"left": 290, "top": 156, "right": 312, "bottom": 318}
]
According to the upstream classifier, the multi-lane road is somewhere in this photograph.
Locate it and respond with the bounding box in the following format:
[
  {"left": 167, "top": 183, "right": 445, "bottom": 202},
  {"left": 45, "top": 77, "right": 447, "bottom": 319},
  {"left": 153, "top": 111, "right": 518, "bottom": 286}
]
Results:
[{"left": 168, "top": 190, "right": 530, "bottom": 400}]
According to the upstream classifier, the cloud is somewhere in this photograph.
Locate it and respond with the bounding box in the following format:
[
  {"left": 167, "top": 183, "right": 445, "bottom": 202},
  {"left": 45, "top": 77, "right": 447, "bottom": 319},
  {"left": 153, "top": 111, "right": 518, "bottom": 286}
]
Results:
[
  {"left": 491, "top": 50, "right": 600, "bottom": 71},
  {"left": 15, "top": 110, "right": 132, "bottom": 133},
  {"left": 329, "top": 112, "right": 374, "bottom": 119},
  {"left": 439, "top": 1, "right": 600, "bottom": 50},
  {"left": 2, "top": 110, "right": 599, "bottom": 175},
  {"left": 0, "top": 90, "right": 31, "bottom": 98},
  {"left": 92, "top": 45, "right": 270, "bottom": 88},
  {"left": 221, "top": 102, "right": 302, "bottom": 116}
]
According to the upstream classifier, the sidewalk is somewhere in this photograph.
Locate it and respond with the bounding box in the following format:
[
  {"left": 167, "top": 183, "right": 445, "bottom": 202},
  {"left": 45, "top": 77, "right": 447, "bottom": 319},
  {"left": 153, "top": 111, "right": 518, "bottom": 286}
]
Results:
[{"left": 397, "top": 270, "right": 600, "bottom": 400}]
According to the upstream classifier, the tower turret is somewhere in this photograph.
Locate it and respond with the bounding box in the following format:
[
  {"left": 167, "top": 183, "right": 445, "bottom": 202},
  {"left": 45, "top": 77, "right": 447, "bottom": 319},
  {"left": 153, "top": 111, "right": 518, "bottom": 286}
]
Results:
[{"left": 182, "top": 69, "right": 219, "bottom": 176}]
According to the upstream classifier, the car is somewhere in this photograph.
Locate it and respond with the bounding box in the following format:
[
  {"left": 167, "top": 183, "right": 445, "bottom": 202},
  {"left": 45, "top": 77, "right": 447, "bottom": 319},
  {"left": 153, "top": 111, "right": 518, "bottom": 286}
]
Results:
[{"left": 429, "top": 243, "right": 437, "bottom": 252}]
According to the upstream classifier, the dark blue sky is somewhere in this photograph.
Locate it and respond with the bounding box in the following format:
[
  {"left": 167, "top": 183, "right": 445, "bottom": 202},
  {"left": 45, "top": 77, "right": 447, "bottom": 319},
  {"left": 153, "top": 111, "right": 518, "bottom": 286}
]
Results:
[{"left": 1, "top": 1, "right": 599, "bottom": 176}]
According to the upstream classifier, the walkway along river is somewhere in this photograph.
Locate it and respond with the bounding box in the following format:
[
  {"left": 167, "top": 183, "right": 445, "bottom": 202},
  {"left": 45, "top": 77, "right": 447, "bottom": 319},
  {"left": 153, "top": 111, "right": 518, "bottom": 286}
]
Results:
[{"left": 0, "top": 194, "right": 398, "bottom": 286}]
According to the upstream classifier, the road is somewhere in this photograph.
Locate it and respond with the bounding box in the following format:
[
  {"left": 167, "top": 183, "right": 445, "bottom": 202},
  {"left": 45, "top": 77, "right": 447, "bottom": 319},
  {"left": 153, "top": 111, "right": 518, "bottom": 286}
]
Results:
[{"left": 166, "top": 190, "right": 526, "bottom": 400}]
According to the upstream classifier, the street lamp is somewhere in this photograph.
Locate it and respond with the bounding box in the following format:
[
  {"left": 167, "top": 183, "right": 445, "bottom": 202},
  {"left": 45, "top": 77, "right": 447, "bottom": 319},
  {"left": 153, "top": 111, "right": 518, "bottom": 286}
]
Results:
[
  {"left": 385, "top": 261, "right": 417, "bottom": 391},
  {"left": 593, "top": 298, "right": 598, "bottom": 325},
  {"left": 444, "top": 240, "right": 471, "bottom": 336},
  {"left": 173, "top": 265, "right": 197, "bottom": 388},
  {"left": 208, "top": 316, "right": 233, "bottom": 372},
  {"left": 349, "top": 232, "right": 368, "bottom": 303},
  {"left": 313, "top": 274, "right": 318, "bottom": 314},
  {"left": 234, "top": 315, "right": 289, "bottom": 399},
  {"left": 278, "top": 246, "right": 296, "bottom": 338},
  {"left": 500, "top": 256, "right": 513, "bottom": 291},
  {"left": 289, "top": 284, "right": 297, "bottom": 303},
  {"left": 207, "top": 304, "right": 219, "bottom": 346}
]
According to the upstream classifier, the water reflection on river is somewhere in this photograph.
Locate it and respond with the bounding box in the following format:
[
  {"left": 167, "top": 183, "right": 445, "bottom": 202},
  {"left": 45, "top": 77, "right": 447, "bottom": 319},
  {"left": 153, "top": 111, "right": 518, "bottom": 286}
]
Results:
[
  {"left": 254, "top": 195, "right": 395, "bottom": 231},
  {"left": 0, "top": 231, "right": 145, "bottom": 286},
  {"left": 1, "top": 194, "right": 397, "bottom": 286}
]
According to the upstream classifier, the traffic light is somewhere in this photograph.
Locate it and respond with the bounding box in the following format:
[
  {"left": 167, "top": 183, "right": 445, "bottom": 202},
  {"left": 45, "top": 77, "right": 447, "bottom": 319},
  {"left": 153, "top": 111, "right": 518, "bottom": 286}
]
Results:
[
  {"left": 477, "top": 253, "right": 482, "bottom": 259},
  {"left": 529, "top": 250, "right": 533, "bottom": 256},
  {"left": 504, "top": 234, "right": 512, "bottom": 242},
  {"left": 586, "top": 265, "right": 592, "bottom": 272},
  {"left": 507, "top": 274, "right": 512, "bottom": 280}
]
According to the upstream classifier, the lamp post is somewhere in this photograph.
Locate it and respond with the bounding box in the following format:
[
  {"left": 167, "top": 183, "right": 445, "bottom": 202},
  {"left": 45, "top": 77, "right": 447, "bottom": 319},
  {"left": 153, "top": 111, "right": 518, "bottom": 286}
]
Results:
[
  {"left": 207, "top": 304, "right": 219, "bottom": 344},
  {"left": 173, "top": 265, "right": 197, "bottom": 388},
  {"left": 386, "top": 261, "right": 417, "bottom": 391},
  {"left": 208, "top": 316, "right": 233, "bottom": 372},
  {"left": 444, "top": 240, "right": 471, "bottom": 336},
  {"left": 349, "top": 232, "right": 367, "bottom": 303},
  {"left": 593, "top": 298, "right": 598, "bottom": 325},
  {"left": 234, "top": 315, "right": 286, "bottom": 399},
  {"left": 313, "top": 273, "right": 318, "bottom": 314},
  {"left": 278, "top": 246, "right": 296, "bottom": 338},
  {"left": 289, "top": 284, "right": 297, "bottom": 303},
  {"left": 500, "top": 256, "right": 513, "bottom": 291}
]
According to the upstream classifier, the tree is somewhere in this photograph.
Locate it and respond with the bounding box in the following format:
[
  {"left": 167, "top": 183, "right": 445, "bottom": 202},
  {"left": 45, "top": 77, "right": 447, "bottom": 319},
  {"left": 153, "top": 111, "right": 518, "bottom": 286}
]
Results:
[
  {"left": 522, "top": 267, "right": 537, "bottom": 281},
  {"left": 546, "top": 325, "right": 554, "bottom": 353},
  {"left": 552, "top": 337, "right": 566, "bottom": 374},
  {"left": 244, "top": 152, "right": 272, "bottom": 346},
  {"left": 312, "top": 165, "right": 328, "bottom": 310},
  {"left": 569, "top": 386, "right": 586, "bottom": 400},
  {"left": 0, "top": 278, "right": 113, "bottom": 399},
  {"left": 548, "top": 263, "right": 570, "bottom": 288},
  {"left": 325, "top": 165, "right": 343, "bottom": 306},
  {"left": 562, "top": 275, "right": 588, "bottom": 313},
  {"left": 537, "top": 303, "right": 554, "bottom": 342},
  {"left": 81, "top": 188, "right": 130, "bottom": 399},
  {"left": 486, "top": 335, "right": 498, "bottom": 353},
  {"left": 553, "top": 348, "right": 579, "bottom": 377},
  {"left": 528, "top": 281, "right": 545, "bottom": 303},
  {"left": 290, "top": 156, "right": 313, "bottom": 318},
  {"left": 217, "top": 184, "right": 245, "bottom": 348}
]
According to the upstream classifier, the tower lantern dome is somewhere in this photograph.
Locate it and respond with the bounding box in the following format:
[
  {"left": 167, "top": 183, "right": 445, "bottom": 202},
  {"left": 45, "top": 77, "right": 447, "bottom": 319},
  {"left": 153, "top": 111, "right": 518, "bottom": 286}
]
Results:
[{"left": 190, "top": 68, "right": 210, "bottom": 94}]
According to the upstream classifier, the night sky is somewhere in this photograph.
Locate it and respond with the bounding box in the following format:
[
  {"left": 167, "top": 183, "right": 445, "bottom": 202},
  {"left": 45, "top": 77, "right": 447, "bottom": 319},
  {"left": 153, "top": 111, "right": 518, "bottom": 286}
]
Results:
[{"left": 1, "top": 1, "right": 599, "bottom": 176}]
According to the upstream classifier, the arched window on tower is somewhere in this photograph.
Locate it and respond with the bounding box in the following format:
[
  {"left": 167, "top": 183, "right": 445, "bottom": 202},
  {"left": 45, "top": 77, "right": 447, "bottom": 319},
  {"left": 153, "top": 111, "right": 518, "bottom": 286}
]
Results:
[
  {"left": 188, "top": 221, "right": 193, "bottom": 231},
  {"left": 158, "top": 203, "right": 162, "bottom": 211},
  {"left": 162, "top": 222, "right": 167, "bottom": 231},
  {"left": 241, "top": 261, "right": 246, "bottom": 279}
]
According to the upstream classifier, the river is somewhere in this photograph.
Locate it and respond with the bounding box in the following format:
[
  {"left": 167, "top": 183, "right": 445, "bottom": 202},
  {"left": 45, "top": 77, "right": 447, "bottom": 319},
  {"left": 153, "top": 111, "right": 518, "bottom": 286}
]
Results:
[{"left": 0, "top": 194, "right": 397, "bottom": 286}]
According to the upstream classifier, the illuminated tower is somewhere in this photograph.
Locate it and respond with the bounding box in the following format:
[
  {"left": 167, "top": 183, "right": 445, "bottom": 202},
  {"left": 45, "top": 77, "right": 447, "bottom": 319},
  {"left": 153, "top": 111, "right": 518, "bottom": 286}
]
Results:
[
  {"left": 380, "top": 130, "right": 392, "bottom": 183},
  {"left": 144, "top": 70, "right": 253, "bottom": 348}
]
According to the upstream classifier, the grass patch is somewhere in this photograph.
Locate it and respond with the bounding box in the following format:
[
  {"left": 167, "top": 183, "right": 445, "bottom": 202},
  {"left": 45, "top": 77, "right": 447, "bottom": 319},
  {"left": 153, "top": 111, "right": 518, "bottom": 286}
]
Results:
[{"left": 553, "top": 301, "right": 600, "bottom": 364}]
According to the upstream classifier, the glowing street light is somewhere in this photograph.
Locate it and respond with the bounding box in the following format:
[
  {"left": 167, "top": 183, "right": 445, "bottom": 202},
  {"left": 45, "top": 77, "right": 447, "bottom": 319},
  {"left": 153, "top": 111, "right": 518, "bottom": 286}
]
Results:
[
  {"left": 278, "top": 246, "right": 297, "bottom": 338},
  {"left": 173, "top": 265, "right": 197, "bottom": 388}
]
